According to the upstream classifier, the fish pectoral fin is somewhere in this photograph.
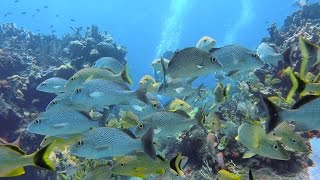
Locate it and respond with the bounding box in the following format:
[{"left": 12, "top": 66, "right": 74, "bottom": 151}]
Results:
[
  {"left": 243, "top": 151, "right": 256, "bottom": 159},
  {"left": 52, "top": 123, "right": 69, "bottom": 128},
  {"left": 132, "top": 105, "right": 144, "bottom": 112},
  {"left": 94, "top": 144, "right": 110, "bottom": 150},
  {"left": 196, "top": 64, "right": 204, "bottom": 69},
  {"left": 154, "top": 128, "right": 162, "bottom": 134},
  {"left": 174, "top": 87, "right": 185, "bottom": 94},
  {"left": 89, "top": 92, "right": 104, "bottom": 98},
  {"left": 53, "top": 86, "right": 61, "bottom": 89},
  {"left": 134, "top": 167, "right": 146, "bottom": 171},
  {"left": 226, "top": 70, "right": 239, "bottom": 77},
  {"left": 3, "top": 167, "right": 25, "bottom": 177}
]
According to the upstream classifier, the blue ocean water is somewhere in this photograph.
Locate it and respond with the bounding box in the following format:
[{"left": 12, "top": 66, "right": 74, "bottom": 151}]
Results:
[{"left": 0, "top": 0, "right": 309, "bottom": 83}]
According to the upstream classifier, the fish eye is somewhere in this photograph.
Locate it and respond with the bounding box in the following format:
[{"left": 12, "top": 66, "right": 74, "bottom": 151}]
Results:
[
  {"left": 138, "top": 124, "right": 144, "bottom": 129},
  {"left": 272, "top": 132, "right": 276, "bottom": 136},
  {"left": 120, "top": 163, "right": 124, "bottom": 167},
  {"left": 51, "top": 100, "right": 57, "bottom": 105},
  {"left": 179, "top": 103, "right": 184, "bottom": 106},
  {"left": 44, "top": 138, "right": 47, "bottom": 141},
  {"left": 71, "top": 77, "right": 75, "bottom": 81},
  {"left": 68, "top": 164, "right": 71, "bottom": 167},
  {"left": 75, "top": 88, "right": 81, "bottom": 94},
  {"left": 210, "top": 56, "right": 216, "bottom": 63},
  {"left": 252, "top": 53, "right": 259, "bottom": 59},
  {"left": 77, "top": 141, "right": 84, "bottom": 146},
  {"left": 273, "top": 144, "right": 278, "bottom": 150},
  {"left": 41, "top": 83, "right": 46, "bottom": 86},
  {"left": 34, "top": 119, "right": 41, "bottom": 125},
  {"left": 93, "top": 62, "right": 96, "bottom": 66},
  {"left": 152, "top": 103, "right": 157, "bottom": 108},
  {"left": 291, "top": 139, "right": 296, "bottom": 143}
]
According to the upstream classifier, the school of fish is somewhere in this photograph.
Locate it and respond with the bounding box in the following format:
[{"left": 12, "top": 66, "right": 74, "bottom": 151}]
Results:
[{"left": 1, "top": 35, "right": 319, "bottom": 179}]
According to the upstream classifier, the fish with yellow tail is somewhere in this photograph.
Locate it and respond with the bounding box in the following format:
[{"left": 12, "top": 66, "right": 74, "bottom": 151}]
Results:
[
  {"left": 298, "top": 36, "right": 320, "bottom": 81},
  {"left": 70, "top": 127, "right": 156, "bottom": 160},
  {"left": 64, "top": 65, "right": 132, "bottom": 91},
  {"left": 267, "top": 122, "right": 308, "bottom": 153},
  {"left": 237, "top": 123, "right": 289, "bottom": 160},
  {"left": 111, "top": 152, "right": 188, "bottom": 178},
  {"left": 0, "top": 143, "right": 55, "bottom": 177},
  {"left": 260, "top": 93, "right": 320, "bottom": 132}
]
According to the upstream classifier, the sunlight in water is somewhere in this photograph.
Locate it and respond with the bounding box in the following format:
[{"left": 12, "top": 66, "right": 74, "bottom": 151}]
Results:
[
  {"left": 223, "top": 0, "right": 254, "bottom": 44},
  {"left": 155, "top": 0, "right": 190, "bottom": 58}
]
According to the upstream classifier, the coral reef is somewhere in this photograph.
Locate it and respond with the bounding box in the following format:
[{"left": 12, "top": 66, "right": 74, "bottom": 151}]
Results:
[{"left": 0, "top": 23, "right": 127, "bottom": 168}]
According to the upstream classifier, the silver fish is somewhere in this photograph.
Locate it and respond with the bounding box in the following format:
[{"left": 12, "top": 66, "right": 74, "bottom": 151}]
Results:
[
  {"left": 36, "top": 77, "right": 67, "bottom": 94},
  {"left": 70, "top": 127, "right": 156, "bottom": 159},
  {"left": 165, "top": 47, "right": 222, "bottom": 79},
  {"left": 69, "top": 79, "right": 148, "bottom": 110},
  {"left": 261, "top": 94, "right": 320, "bottom": 132},
  {"left": 210, "top": 45, "right": 264, "bottom": 74},
  {"left": 92, "top": 57, "right": 125, "bottom": 74},
  {"left": 26, "top": 108, "right": 100, "bottom": 136},
  {"left": 134, "top": 109, "right": 204, "bottom": 138},
  {"left": 256, "top": 42, "right": 292, "bottom": 67}
]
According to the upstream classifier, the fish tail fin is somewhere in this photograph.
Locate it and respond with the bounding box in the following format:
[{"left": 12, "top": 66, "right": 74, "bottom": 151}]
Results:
[
  {"left": 223, "top": 84, "right": 231, "bottom": 100},
  {"left": 160, "top": 57, "right": 167, "bottom": 92},
  {"left": 259, "top": 93, "right": 282, "bottom": 133},
  {"left": 32, "top": 143, "right": 55, "bottom": 171},
  {"left": 120, "top": 64, "right": 133, "bottom": 85},
  {"left": 249, "top": 169, "right": 254, "bottom": 180},
  {"left": 134, "top": 85, "right": 149, "bottom": 104},
  {"left": 98, "top": 108, "right": 110, "bottom": 127},
  {"left": 141, "top": 128, "right": 156, "bottom": 160},
  {"left": 292, "top": 73, "right": 306, "bottom": 94},
  {"left": 169, "top": 153, "right": 187, "bottom": 177},
  {"left": 282, "top": 46, "right": 293, "bottom": 66},
  {"left": 194, "top": 107, "right": 206, "bottom": 127},
  {"left": 197, "top": 83, "right": 205, "bottom": 99},
  {"left": 298, "top": 36, "right": 320, "bottom": 80}
]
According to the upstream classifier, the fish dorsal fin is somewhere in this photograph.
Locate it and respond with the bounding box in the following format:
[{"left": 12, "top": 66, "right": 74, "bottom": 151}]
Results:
[
  {"left": 172, "top": 109, "right": 190, "bottom": 118},
  {"left": 120, "top": 129, "right": 137, "bottom": 139},
  {"left": 156, "top": 155, "right": 166, "bottom": 162},
  {"left": 168, "top": 48, "right": 189, "bottom": 67},
  {"left": 0, "top": 144, "right": 26, "bottom": 155},
  {"left": 12, "top": 136, "right": 21, "bottom": 146},
  {"left": 208, "top": 47, "right": 220, "bottom": 53},
  {"left": 291, "top": 95, "right": 320, "bottom": 109}
]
